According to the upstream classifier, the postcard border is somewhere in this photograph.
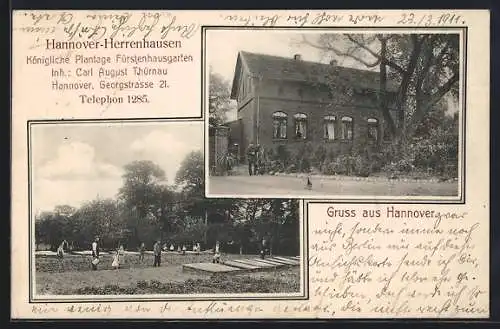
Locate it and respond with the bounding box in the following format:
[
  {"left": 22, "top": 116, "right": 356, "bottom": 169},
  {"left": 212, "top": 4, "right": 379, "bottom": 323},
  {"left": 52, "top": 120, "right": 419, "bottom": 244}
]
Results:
[
  {"left": 202, "top": 25, "right": 467, "bottom": 204},
  {"left": 27, "top": 118, "right": 308, "bottom": 303}
]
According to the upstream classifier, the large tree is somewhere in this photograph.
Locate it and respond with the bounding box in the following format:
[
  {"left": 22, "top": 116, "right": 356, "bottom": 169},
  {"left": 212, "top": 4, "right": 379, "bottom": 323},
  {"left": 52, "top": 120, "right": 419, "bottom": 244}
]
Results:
[
  {"left": 209, "top": 70, "right": 233, "bottom": 126},
  {"left": 72, "top": 198, "right": 122, "bottom": 249},
  {"left": 301, "top": 33, "right": 459, "bottom": 143},
  {"left": 118, "top": 160, "right": 167, "bottom": 246},
  {"left": 175, "top": 150, "right": 204, "bottom": 198}
]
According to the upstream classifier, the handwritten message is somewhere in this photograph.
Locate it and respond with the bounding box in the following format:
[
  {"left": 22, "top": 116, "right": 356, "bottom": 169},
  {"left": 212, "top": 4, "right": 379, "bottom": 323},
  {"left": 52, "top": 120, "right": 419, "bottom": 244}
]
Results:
[
  {"left": 14, "top": 10, "right": 466, "bottom": 50},
  {"left": 309, "top": 204, "right": 488, "bottom": 317}
]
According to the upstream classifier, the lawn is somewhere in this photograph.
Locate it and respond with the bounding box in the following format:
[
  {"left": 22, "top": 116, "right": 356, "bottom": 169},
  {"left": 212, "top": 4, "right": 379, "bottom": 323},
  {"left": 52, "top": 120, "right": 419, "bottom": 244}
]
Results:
[
  {"left": 208, "top": 174, "right": 458, "bottom": 197},
  {"left": 35, "top": 253, "right": 301, "bottom": 295}
]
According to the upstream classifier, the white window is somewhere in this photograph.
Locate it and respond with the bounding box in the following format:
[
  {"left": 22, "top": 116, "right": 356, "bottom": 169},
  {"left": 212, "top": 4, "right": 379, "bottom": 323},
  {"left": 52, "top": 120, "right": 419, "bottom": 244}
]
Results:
[
  {"left": 341, "top": 116, "right": 353, "bottom": 140},
  {"left": 272, "top": 111, "right": 288, "bottom": 139},
  {"left": 367, "top": 118, "right": 379, "bottom": 142},
  {"left": 323, "top": 115, "right": 336, "bottom": 140},
  {"left": 294, "top": 113, "right": 307, "bottom": 139}
]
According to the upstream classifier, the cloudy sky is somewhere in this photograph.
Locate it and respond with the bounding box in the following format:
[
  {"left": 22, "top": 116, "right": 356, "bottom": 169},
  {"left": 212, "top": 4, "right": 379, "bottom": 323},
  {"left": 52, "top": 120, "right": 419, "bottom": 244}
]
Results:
[
  {"left": 31, "top": 121, "right": 203, "bottom": 213},
  {"left": 206, "top": 30, "right": 366, "bottom": 83}
]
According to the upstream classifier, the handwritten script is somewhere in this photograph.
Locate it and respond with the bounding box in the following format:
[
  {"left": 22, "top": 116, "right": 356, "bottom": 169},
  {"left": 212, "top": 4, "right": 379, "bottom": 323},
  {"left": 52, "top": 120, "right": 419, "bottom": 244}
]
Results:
[
  {"left": 15, "top": 12, "right": 199, "bottom": 49},
  {"left": 15, "top": 10, "right": 466, "bottom": 45},
  {"left": 309, "top": 204, "right": 487, "bottom": 317}
]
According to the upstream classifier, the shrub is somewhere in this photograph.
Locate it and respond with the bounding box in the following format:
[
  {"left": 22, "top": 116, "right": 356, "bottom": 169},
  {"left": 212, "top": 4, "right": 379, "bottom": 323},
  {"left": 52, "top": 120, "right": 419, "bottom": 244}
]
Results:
[{"left": 214, "top": 152, "right": 236, "bottom": 176}]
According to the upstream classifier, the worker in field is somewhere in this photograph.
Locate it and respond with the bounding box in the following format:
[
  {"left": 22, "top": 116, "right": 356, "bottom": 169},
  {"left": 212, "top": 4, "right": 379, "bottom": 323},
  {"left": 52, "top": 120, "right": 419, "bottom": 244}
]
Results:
[
  {"left": 213, "top": 241, "right": 221, "bottom": 263},
  {"left": 138, "top": 242, "right": 145, "bottom": 263},
  {"left": 91, "top": 236, "right": 100, "bottom": 270},
  {"left": 260, "top": 237, "right": 268, "bottom": 259},
  {"left": 153, "top": 239, "right": 162, "bottom": 267}
]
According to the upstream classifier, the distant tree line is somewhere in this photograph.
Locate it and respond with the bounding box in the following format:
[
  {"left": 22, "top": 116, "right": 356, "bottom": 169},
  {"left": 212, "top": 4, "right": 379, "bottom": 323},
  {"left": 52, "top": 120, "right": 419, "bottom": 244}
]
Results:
[{"left": 35, "top": 151, "right": 300, "bottom": 256}]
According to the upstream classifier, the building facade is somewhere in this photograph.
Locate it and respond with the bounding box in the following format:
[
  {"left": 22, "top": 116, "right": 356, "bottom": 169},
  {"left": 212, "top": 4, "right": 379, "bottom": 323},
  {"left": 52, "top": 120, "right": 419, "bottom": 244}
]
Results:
[{"left": 226, "top": 51, "right": 400, "bottom": 162}]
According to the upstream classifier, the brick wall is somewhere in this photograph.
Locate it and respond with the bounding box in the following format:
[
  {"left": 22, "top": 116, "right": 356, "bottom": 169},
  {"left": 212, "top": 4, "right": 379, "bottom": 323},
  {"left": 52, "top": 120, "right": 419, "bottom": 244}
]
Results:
[
  {"left": 236, "top": 98, "right": 256, "bottom": 159},
  {"left": 233, "top": 77, "right": 397, "bottom": 164},
  {"left": 253, "top": 79, "right": 385, "bottom": 153}
]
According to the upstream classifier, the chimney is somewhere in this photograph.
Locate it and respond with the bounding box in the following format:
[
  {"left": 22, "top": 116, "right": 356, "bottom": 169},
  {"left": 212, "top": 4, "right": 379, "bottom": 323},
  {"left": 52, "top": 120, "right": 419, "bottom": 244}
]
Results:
[
  {"left": 330, "top": 59, "right": 338, "bottom": 65},
  {"left": 293, "top": 54, "right": 302, "bottom": 61}
]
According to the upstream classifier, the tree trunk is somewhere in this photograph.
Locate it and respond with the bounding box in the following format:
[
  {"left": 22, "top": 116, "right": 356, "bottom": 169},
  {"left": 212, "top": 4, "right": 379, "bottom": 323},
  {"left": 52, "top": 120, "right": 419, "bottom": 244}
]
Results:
[
  {"left": 378, "top": 37, "right": 397, "bottom": 138},
  {"left": 204, "top": 210, "right": 208, "bottom": 244}
]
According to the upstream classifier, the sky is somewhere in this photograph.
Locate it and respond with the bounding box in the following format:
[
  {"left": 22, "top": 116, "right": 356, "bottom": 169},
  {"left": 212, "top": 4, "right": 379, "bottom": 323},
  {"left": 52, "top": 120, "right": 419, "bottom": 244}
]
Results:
[
  {"left": 206, "top": 30, "right": 369, "bottom": 84},
  {"left": 206, "top": 30, "right": 376, "bottom": 121},
  {"left": 31, "top": 121, "right": 203, "bottom": 213}
]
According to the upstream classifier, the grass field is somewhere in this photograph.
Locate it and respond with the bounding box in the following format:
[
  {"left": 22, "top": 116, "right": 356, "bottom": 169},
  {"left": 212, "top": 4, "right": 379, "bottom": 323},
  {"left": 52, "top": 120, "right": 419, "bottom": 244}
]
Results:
[
  {"left": 208, "top": 174, "right": 458, "bottom": 197},
  {"left": 35, "top": 253, "right": 301, "bottom": 295}
]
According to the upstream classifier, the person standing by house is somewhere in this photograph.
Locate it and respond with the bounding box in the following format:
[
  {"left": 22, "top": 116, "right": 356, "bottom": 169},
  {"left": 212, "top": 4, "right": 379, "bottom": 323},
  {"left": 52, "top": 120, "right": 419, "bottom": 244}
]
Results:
[
  {"left": 153, "top": 240, "right": 162, "bottom": 267},
  {"left": 91, "top": 237, "right": 100, "bottom": 270},
  {"left": 246, "top": 143, "right": 257, "bottom": 176}
]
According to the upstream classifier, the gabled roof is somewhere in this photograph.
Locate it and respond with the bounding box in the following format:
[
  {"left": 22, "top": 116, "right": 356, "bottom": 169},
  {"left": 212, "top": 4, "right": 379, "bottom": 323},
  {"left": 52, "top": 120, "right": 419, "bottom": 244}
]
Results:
[{"left": 230, "top": 51, "right": 398, "bottom": 99}]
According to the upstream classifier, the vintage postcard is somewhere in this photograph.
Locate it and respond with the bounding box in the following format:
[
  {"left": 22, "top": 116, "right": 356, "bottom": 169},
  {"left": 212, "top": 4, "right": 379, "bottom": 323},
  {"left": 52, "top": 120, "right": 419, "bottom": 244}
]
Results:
[{"left": 11, "top": 10, "right": 489, "bottom": 319}]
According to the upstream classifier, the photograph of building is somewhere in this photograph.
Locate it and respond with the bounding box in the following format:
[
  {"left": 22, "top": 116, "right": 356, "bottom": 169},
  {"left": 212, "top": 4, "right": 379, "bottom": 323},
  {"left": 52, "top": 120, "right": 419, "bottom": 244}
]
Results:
[
  {"left": 225, "top": 50, "right": 400, "bottom": 160},
  {"left": 206, "top": 30, "right": 462, "bottom": 199}
]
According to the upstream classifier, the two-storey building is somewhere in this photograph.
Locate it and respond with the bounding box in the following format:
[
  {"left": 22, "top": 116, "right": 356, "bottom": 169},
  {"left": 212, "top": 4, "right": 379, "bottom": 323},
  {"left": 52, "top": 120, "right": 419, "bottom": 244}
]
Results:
[{"left": 225, "top": 51, "right": 400, "bottom": 161}]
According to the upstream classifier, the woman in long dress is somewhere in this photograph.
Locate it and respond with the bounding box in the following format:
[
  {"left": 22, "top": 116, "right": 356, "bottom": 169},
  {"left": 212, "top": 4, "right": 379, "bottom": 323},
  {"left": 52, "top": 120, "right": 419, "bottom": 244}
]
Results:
[
  {"left": 112, "top": 249, "right": 120, "bottom": 269},
  {"left": 118, "top": 244, "right": 125, "bottom": 266}
]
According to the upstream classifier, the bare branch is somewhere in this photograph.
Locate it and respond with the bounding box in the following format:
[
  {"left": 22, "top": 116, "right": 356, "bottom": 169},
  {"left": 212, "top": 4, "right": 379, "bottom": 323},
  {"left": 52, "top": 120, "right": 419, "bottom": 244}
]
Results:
[
  {"left": 427, "top": 72, "right": 459, "bottom": 107},
  {"left": 406, "top": 72, "right": 459, "bottom": 137},
  {"left": 345, "top": 34, "right": 406, "bottom": 75},
  {"left": 301, "top": 35, "right": 380, "bottom": 68}
]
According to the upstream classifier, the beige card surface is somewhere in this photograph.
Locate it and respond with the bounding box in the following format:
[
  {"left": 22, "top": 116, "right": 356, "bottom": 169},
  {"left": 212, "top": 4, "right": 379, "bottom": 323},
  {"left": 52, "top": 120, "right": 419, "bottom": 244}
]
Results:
[{"left": 11, "top": 9, "right": 489, "bottom": 319}]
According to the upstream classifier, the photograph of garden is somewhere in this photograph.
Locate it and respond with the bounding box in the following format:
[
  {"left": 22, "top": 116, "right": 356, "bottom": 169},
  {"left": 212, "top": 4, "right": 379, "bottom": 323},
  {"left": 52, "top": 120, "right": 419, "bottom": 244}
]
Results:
[{"left": 32, "top": 122, "right": 301, "bottom": 296}]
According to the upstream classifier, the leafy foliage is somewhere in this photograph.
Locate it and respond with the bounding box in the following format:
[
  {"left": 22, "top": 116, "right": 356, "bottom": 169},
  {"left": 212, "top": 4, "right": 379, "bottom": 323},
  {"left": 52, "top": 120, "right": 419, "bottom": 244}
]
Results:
[
  {"left": 209, "top": 71, "right": 233, "bottom": 126},
  {"left": 302, "top": 33, "right": 459, "bottom": 141},
  {"left": 36, "top": 153, "right": 300, "bottom": 256}
]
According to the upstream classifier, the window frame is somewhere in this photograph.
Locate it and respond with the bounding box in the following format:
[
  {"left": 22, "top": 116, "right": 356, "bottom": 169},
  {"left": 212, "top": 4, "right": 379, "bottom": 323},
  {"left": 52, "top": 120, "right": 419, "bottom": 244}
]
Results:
[
  {"left": 341, "top": 116, "right": 354, "bottom": 141},
  {"left": 323, "top": 115, "right": 337, "bottom": 141},
  {"left": 293, "top": 113, "right": 308, "bottom": 140},
  {"left": 367, "top": 117, "right": 379, "bottom": 143},
  {"left": 272, "top": 111, "right": 288, "bottom": 140}
]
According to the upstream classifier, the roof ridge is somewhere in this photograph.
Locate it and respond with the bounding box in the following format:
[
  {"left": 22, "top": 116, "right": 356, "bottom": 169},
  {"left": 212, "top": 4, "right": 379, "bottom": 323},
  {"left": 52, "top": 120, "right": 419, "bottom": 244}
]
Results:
[
  {"left": 234, "top": 50, "right": 398, "bottom": 93},
  {"left": 239, "top": 50, "right": 379, "bottom": 75}
]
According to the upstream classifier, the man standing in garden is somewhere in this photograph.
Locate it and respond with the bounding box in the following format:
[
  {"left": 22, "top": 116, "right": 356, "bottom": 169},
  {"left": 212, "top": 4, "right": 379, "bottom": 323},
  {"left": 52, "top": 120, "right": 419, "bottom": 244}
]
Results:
[
  {"left": 91, "top": 236, "right": 100, "bottom": 270},
  {"left": 153, "top": 240, "right": 162, "bottom": 267},
  {"left": 138, "top": 242, "right": 145, "bottom": 263}
]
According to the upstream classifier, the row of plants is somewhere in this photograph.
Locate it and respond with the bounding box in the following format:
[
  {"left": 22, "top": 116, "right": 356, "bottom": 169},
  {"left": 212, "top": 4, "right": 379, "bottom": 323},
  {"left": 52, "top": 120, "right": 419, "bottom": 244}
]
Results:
[
  {"left": 212, "top": 108, "right": 458, "bottom": 179},
  {"left": 73, "top": 270, "right": 300, "bottom": 295},
  {"left": 257, "top": 133, "right": 458, "bottom": 179}
]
